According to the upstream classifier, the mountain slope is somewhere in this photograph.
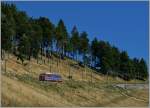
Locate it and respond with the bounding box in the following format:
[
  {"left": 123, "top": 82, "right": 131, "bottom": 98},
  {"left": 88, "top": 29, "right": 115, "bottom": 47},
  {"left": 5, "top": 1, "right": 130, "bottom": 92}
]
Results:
[{"left": 1, "top": 54, "right": 149, "bottom": 107}]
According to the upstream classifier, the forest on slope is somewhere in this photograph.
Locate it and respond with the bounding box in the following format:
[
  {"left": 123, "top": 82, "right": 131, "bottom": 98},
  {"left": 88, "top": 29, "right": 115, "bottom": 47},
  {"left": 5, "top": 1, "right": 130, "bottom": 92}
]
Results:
[{"left": 1, "top": 2, "right": 148, "bottom": 81}]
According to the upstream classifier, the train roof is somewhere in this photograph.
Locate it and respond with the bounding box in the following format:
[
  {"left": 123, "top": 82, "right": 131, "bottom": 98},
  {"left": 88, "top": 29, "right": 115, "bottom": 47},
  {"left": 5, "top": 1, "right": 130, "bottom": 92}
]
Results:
[{"left": 40, "top": 72, "right": 60, "bottom": 75}]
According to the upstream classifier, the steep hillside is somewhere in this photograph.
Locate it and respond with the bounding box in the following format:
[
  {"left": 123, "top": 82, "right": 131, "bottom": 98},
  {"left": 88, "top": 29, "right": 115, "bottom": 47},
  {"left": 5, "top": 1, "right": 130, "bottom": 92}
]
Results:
[{"left": 1, "top": 54, "right": 149, "bottom": 107}]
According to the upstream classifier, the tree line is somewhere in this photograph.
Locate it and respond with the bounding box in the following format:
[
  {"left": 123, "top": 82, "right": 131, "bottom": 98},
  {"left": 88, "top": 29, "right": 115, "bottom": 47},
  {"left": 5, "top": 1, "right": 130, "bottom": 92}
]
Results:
[{"left": 1, "top": 3, "right": 148, "bottom": 81}]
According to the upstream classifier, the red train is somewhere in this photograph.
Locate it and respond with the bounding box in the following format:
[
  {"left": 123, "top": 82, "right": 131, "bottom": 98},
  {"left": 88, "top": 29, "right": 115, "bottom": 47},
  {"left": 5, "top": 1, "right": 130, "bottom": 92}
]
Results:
[{"left": 39, "top": 73, "right": 62, "bottom": 82}]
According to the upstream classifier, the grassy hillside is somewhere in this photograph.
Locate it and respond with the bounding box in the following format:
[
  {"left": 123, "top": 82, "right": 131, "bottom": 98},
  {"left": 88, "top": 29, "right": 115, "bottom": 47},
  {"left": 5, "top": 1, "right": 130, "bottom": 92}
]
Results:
[{"left": 1, "top": 54, "right": 149, "bottom": 107}]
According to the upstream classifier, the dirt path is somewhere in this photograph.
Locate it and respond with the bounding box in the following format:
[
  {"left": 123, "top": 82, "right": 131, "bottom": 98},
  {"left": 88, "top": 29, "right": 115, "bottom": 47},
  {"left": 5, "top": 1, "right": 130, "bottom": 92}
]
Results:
[{"left": 114, "top": 83, "right": 149, "bottom": 89}]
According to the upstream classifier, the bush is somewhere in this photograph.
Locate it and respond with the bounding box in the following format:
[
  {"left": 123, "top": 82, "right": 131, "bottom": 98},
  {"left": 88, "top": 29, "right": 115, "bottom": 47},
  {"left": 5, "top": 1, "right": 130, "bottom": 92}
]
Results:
[
  {"left": 68, "top": 75, "right": 72, "bottom": 79},
  {"left": 78, "top": 62, "right": 84, "bottom": 67}
]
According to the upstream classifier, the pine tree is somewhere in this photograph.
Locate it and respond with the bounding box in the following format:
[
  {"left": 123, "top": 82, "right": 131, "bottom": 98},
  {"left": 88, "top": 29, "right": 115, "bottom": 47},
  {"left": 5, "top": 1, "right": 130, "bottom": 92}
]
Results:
[
  {"left": 70, "top": 26, "right": 80, "bottom": 61},
  {"left": 119, "top": 51, "right": 130, "bottom": 80},
  {"left": 29, "top": 18, "right": 43, "bottom": 61},
  {"left": 17, "top": 34, "right": 31, "bottom": 64},
  {"left": 91, "top": 37, "right": 99, "bottom": 67},
  {"left": 79, "top": 31, "right": 89, "bottom": 59},
  {"left": 37, "top": 17, "right": 55, "bottom": 63},
  {"left": 1, "top": 3, "right": 16, "bottom": 56},
  {"left": 55, "top": 19, "right": 68, "bottom": 57},
  {"left": 139, "top": 58, "right": 148, "bottom": 80}
]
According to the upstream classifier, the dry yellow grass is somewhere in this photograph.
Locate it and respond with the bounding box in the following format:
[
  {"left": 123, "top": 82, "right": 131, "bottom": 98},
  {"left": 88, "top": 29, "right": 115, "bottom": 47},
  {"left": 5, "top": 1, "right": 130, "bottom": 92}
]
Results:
[
  {"left": 1, "top": 54, "right": 149, "bottom": 107},
  {"left": 2, "top": 75, "right": 73, "bottom": 107}
]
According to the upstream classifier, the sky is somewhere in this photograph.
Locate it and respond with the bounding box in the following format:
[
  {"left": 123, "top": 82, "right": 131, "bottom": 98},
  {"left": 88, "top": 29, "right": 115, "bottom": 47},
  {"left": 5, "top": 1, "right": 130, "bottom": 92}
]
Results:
[{"left": 7, "top": 1, "right": 149, "bottom": 63}]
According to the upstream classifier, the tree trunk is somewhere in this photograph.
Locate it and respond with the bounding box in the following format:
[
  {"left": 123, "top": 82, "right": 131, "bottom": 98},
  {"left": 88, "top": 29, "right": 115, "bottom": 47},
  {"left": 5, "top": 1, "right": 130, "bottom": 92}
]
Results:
[
  {"left": 48, "top": 50, "right": 50, "bottom": 63},
  {"left": 5, "top": 59, "right": 7, "bottom": 72},
  {"left": 1, "top": 49, "right": 4, "bottom": 60},
  {"left": 62, "top": 45, "right": 64, "bottom": 57},
  {"left": 82, "top": 68, "right": 83, "bottom": 81},
  {"left": 76, "top": 52, "right": 78, "bottom": 62},
  {"left": 85, "top": 64, "right": 86, "bottom": 80},
  {"left": 49, "top": 51, "right": 52, "bottom": 72},
  {"left": 91, "top": 68, "right": 92, "bottom": 83},
  {"left": 40, "top": 45, "right": 42, "bottom": 64},
  {"left": 44, "top": 48, "right": 46, "bottom": 64},
  {"left": 1, "top": 50, "right": 2, "bottom": 60},
  {"left": 37, "top": 54, "right": 39, "bottom": 64},
  {"left": 68, "top": 59, "right": 71, "bottom": 79},
  {"left": 28, "top": 48, "right": 31, "bottom": 61},
  {"left": 73, "top": 53, "right": 75, "bottom": 60},
  {"left": 106, "top": 71, "right": 109, "bottom": 85},
  {"left": 7, "top": 51, "right": 9, "bottom": 59}
]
